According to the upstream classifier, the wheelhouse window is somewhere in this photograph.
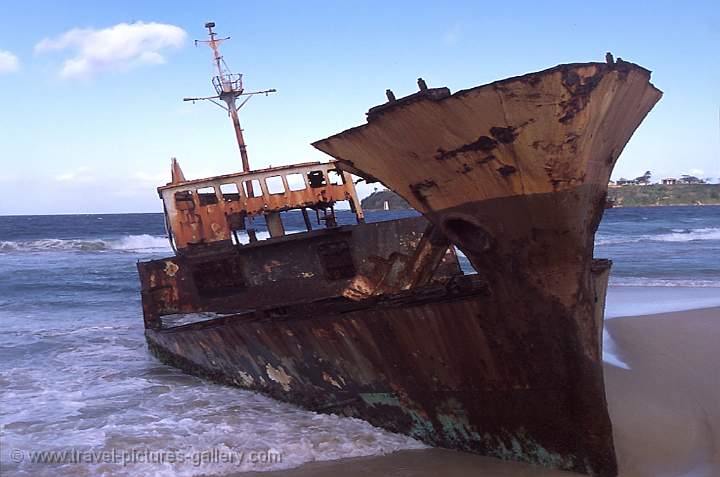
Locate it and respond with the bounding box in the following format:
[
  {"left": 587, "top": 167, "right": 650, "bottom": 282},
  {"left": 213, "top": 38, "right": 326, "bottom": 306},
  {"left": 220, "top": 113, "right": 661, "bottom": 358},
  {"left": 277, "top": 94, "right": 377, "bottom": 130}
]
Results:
[
  {"left": 307, "top": 170, "right": 326, "bottom": 188},
  {"left": 286, "top": 173, "right": 306, "bottom": 191},
  {"left": 265, "top": 176, "right": 285, "bottom": 195},
  {"left": 243, "top": 179, "right": 263, "bottom": 198},
  {"left": 328, "top": 169, "right": 344, "bottom": 185},
  {"left": 220, "top": 183, "right": 240, "bottom": 202},
  {"left": 196, "top": 186, "right": 218, "bottom": 205},
  {"left": 174, "top": 190, "right": 194, "bottom": 204}
]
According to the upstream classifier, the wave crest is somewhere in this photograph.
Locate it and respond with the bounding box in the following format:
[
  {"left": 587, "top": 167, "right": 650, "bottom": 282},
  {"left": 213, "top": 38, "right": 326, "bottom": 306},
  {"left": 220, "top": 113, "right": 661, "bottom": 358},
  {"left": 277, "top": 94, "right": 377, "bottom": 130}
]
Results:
[
  {"left": 596, "top": 227, "right": 720, "bottom": 245},
  {"left": 0, "top": 235, "right": 171, "bottom": 253},
  {"left": 610, "top": 277, "right": 720, "bottom": 288},
  {"left": 654, "top": 227, "right": 720, "bottom": 242}
]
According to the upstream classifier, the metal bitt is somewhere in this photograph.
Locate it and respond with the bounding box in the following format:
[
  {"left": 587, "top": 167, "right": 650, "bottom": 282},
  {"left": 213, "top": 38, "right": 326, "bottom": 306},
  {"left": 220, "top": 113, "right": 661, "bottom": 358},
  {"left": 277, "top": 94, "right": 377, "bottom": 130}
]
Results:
[{"left": 183, "top": 22, "right": 276, "bottom": 173}]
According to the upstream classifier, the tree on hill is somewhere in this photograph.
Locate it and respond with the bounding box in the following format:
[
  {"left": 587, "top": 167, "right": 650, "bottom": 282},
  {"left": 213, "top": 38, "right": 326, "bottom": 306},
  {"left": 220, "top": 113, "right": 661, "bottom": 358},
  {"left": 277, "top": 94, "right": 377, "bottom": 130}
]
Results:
[
  {"left": 634, "top": 170, "right": 652, "bottom": 185},
  {"left": 679, "top": 175, "right": 706, "bottom": 184}
]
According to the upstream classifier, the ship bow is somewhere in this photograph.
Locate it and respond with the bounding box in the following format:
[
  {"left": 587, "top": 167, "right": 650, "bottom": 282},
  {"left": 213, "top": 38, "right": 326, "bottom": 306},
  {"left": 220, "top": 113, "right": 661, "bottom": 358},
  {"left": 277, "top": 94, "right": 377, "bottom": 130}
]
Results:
[{"left": 313, "top": 61, "right": 662, "bottom": 476}]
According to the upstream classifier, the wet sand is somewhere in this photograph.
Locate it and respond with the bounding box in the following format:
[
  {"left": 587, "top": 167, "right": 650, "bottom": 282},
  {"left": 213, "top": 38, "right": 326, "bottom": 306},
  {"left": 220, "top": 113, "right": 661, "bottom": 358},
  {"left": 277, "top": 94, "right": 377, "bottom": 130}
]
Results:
[
  {"left": 239, "top": 306, "right": 720, "bottom": 477},
  {"left": 604, "top": 306, "right": 720, "bottom": 476}
]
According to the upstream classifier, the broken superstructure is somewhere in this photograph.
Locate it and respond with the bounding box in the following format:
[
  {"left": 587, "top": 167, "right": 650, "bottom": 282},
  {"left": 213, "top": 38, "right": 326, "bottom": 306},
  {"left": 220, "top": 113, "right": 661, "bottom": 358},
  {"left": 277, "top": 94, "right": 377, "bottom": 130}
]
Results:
[
  {"left": 140, "top": 23, "right": 460, "bottom": 324},
  {"left": 166, "top": 22, "right": 359, "bottom": 249},
  {"left": 138, "top": 24, "right": 662, "bottom": 477}
]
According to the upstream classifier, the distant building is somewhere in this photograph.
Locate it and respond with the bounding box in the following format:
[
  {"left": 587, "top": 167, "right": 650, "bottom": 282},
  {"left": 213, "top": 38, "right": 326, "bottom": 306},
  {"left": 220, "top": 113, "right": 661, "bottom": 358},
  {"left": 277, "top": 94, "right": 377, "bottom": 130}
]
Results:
[
  {"left": 615, "top": 178, "right": 635, "bottom": 186},
  {"left": 662, "top": 178, "right": 677, "bottom": 185}
]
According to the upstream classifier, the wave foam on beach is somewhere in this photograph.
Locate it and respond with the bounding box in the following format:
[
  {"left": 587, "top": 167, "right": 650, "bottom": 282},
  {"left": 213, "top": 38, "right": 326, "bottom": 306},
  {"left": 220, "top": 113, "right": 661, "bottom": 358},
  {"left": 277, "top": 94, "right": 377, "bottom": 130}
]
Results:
[
  {"left": 602, "top": 329, "right": 630, "bottom": 369},
  {"left": 0, "top": 322, "right": 426, "bottom": 477}
]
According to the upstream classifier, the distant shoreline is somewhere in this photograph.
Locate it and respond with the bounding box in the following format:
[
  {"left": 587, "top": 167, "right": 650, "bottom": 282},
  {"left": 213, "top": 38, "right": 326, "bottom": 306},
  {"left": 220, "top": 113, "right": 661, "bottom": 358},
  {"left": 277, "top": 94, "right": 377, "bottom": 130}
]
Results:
[
  {"left": 608, "top": 183, "right": 720, "bottom": 207},
  {"left": 608, "top": 202, "right": 718, "bottom": 208},
  {"left": 361, "top": 186, "right": 720, "bottom": 211}
]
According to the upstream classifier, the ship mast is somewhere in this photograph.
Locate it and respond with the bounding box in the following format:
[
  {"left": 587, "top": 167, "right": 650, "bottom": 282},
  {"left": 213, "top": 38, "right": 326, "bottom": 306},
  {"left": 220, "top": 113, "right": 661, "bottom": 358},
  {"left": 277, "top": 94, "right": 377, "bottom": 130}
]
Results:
[{"left": 184, "top": 22, "right": 276, "bottom": 172}]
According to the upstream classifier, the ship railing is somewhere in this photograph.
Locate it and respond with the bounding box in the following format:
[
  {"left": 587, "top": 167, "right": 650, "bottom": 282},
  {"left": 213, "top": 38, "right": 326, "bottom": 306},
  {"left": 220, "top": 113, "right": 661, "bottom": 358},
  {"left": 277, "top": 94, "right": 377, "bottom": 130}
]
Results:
[{"left": 212, "top": 74, "right": 243, "bottom": 95}]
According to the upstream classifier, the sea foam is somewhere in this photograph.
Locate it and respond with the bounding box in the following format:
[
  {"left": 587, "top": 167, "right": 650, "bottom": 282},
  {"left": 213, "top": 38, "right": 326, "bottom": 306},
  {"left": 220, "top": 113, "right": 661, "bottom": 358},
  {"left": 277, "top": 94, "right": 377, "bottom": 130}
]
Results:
[
  {"left": 0, "top": 235, "right": 171, "bottom": 253},
  {"left": 596, "top": 227, "right": 720, "bottom": 246},
  {"left": 610, "top": 277, "right": 720, "bottom": 288},
  {"left": 653, "top": 227, "right": 720, "bottom": 242}
]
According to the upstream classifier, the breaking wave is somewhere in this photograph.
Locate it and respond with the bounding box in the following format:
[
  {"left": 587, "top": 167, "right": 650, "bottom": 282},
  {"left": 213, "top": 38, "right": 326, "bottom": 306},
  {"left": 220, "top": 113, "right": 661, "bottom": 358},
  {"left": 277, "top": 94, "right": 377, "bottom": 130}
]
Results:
[
  {"left": 595, "top": 237, "right": 642, "bottom": 246},
  {"left": 610, "top": 277, "right": 720, "bottom": 288},
  {"left": 654, "top": 227, "right": 720, "bottom": 242},
  {"left": 596, "top": 227, "right": 720, "bottom": 245},
  {"left": 0, "top": 235, "right": 171, "bottom": 253},
  {"left": 0, "top": 229, "right": 309, "bottom": 253},
  {"left": 9, "top": 226, "right": 714, "bottom": 252}
]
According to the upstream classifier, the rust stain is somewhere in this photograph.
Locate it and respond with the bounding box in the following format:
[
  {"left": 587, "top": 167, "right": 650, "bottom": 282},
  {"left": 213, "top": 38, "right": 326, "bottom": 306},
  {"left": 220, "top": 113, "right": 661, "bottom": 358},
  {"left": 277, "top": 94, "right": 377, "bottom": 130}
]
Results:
[
  {"left": 164, "top": 261, "right": 179, "bottom": 277},
  {"left": 265, "top": 363, "right": 292, "bottom": 391},
  {"left": 322, "top": 372, "right": 344, "bottom": 389}
]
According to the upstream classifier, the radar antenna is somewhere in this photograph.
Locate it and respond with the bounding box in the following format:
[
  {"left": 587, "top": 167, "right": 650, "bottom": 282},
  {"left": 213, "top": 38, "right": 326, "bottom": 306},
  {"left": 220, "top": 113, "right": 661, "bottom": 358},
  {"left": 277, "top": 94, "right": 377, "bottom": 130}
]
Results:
[{"left": 183, "top": 22, "right": 276, "bottom": 172}]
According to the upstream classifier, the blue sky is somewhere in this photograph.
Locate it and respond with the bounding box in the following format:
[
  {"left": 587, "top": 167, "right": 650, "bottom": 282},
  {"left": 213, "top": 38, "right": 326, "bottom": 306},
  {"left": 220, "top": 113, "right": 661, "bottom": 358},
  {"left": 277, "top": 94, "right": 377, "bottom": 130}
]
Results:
[{"left": 0, "top": 0, "right": 718, "bottom": 214}]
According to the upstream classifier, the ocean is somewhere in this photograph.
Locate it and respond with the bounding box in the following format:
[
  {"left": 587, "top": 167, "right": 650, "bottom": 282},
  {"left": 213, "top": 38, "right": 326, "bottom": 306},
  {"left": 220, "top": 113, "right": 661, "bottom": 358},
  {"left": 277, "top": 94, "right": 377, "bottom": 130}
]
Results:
[{"left": 1, "top": 206, "right": 719, "bottom": 476}]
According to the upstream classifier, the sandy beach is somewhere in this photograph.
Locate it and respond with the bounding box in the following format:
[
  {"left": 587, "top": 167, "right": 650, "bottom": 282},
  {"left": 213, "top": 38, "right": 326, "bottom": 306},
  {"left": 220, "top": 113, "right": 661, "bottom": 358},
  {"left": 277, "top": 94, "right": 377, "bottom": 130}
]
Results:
[{"left": 238, "top": 306, "right": 720, "bottom": 477}]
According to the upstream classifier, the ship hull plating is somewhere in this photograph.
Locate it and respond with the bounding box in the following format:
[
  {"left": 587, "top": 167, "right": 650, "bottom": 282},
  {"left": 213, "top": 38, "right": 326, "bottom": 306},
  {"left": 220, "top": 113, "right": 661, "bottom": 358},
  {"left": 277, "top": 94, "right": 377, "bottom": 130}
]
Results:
[{"left": 146, "top": 256, "right": 613, "bottom": 476}]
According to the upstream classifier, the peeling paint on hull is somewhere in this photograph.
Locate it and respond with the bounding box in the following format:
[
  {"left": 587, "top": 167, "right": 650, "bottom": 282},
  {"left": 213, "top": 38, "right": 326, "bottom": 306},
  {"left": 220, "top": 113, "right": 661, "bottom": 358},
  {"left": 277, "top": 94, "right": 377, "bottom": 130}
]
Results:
[{"left": 146, "top": 260, "right": 614, "bottom": 476}]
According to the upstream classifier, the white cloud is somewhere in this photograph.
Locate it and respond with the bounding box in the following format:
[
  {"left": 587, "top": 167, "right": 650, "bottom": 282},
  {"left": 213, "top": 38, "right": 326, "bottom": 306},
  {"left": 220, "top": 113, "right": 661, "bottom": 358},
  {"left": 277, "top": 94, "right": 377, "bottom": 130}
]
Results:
[
  {"left": 109, "top": 170, "right": 169, "bottom": 198},
  {"left": 55, "top": 166, "right": 95, "bottom": 183},
  {"left": 35, "top": 21, "right": 186, "bottom": 79},
  {"left": 0, "top": 49, "right": 20, "bottom": 74},
  {"left": 688, "top": 168, "right": 705, "bottom": 176},
  {"left": 443, "top": 25, "right": 461, "bottom": 46},
  {"left": 134, "top": 171, "right": 168, "bottom": 183}
]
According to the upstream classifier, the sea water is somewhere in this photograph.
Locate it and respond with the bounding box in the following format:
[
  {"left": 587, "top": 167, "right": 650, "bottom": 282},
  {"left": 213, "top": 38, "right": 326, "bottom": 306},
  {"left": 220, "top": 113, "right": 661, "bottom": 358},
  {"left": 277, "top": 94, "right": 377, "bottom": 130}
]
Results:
[{"left": 1, "top": 206, "right": 718, "bottom": 476}]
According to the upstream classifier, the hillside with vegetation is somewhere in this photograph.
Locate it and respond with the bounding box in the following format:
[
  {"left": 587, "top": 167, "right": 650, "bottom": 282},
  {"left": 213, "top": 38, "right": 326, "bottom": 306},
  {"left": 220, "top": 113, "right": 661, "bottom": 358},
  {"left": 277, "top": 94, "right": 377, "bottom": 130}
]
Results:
[
  {"left": 361, "top": 190, "right": 412, "bottom": 210},
  {"left": 362, "top": 184, "right": 720, "bottom": 210},
  {"left": 608, "top": 184, "right": 720, "bottom": 207}
]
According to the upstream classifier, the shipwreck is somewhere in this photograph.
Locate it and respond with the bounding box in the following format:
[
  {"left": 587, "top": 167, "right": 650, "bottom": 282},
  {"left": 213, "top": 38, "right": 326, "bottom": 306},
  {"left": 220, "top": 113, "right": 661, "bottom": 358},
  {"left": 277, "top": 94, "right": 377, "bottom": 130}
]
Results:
[{"left": 138, "top": 23, "right": 662, "bottom": 477}]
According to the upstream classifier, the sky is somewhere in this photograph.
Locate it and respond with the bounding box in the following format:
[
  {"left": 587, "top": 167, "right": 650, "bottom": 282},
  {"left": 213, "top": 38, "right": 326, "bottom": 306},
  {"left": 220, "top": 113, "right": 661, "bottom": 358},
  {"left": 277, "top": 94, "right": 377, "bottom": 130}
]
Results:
[{"left": 0, "top": 0, "right": 718, "bottom": 215}]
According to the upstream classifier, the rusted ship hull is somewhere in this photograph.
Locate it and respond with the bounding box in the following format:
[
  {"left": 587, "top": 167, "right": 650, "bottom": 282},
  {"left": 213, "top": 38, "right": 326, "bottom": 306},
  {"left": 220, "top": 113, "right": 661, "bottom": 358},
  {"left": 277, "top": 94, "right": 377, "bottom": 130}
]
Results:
[
  {"left": 146, "top": 260, "right": 612, "bottom": 475},
  {"left": 140, "top": 57, "right": 661, "bottom": 477},
  {"left": 308, "top": 59, "right": 661, "bottom": 475}
]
